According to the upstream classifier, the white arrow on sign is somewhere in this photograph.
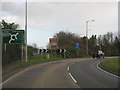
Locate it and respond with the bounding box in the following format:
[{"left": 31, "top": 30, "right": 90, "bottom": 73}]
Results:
[
  {"left": 9, "top": 33, "right": 18, "bottom": 43},
  {"left": 59, "top": 49, "right": 62, "bottom": 53},
  {"left": 64, "top": 49, "right": 66, "bottom": 52},
  {"left": 45, "top": 49, "right": 48, "bottom": 53},
  {"left": 42, "top": 49, "right": 44, "bottom": 53}
]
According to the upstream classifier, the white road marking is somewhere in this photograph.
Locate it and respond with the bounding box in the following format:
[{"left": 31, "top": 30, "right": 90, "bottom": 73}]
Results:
[
  {"left": 67, "top": 66, "right": 69, "bottom": 71},
  {"left": 69, "top": 73, "right": 77, "bottom": 83},
  {"left": 0, "top": 66, "right": 31, "bottom": 86},
  {"left": 97, "top": 62, "right": 119, "bottom": 78}
]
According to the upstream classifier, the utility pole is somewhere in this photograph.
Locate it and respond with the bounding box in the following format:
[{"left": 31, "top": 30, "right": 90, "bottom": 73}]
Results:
[
  {"left": 86, "top": 21, "right": 88, "bottom": 55},
  {"left": 86, "top": 20, "right": 94, "bottom": 55},
  {"left": 0, "top": 22, "right": 3, "bottom": 89},
  {"left": 25, "top": 0, "right": 28, "bottom": 62}
]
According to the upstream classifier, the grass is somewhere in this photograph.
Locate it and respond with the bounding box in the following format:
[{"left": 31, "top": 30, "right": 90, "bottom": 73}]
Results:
[
  {"left": 100, "top": 58, "right": 120, "bottom": 75},
  {"left": 17, "top": 54, "right": 63, "bottom": 68}
]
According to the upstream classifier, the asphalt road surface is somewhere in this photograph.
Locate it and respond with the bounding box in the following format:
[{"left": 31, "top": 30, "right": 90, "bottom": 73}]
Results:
[
  {"left": 2, "top": 58, "right": 119, "bottom": 88},
  {"left": 2, "top": 59, "right": 82, "bottom": 88},
  {"left": 69, "top": 59, "right": 119, "bottom": 88}
]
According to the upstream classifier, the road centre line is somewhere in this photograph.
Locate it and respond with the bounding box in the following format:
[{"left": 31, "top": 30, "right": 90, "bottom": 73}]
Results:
[
  {"left": 67, "top": 66, "right": 69, "bottom": 71},
  {"left": 67, "top": 65, "right": 77, "bottom": 84},
  {"left": 97, "top": 62, "right": 119, "bottom": 78},
  {"left": 0, "top": 66, "right": 32, "bottom": 86},
  {"left": 68, "top": 73, "right": 77, "bottom": 83}
]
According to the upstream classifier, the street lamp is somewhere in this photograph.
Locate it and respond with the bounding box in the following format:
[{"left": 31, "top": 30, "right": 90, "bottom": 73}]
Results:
[
  {"left": 25, "top": 0, "right": 28, "bottom": 62},
  {"left": 86, "top": 20, "right": 95, "bottom": 54}
]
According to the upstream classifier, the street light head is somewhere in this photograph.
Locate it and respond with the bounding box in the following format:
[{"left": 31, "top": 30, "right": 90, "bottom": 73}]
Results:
[{"left": 87, "top": 20, "right": 95, "bottom": 23}]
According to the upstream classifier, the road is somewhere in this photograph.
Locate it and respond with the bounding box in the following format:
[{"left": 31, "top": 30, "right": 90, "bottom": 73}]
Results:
[
  {"left": 69, "top": 59, "right": 119, "bottom": 88},
  {"left": 2, "top": 59, "right": 83, "bottom": 88},
  {"left": 2, "top": 58, "right": 119, "bottom": 88}
]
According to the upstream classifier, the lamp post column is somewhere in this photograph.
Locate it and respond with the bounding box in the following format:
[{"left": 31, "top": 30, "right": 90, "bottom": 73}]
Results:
[
  {"left": 25, "top": 0, "right": 28, "bottom": 62},
  {"left": 86, "top": 20, "right": 94, "bottom": 55},
  {"left": 86, "top": 21, "right": 88, "bottom": 55}
]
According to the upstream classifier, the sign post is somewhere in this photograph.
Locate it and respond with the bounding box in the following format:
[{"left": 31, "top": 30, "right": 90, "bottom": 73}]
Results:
[
  {"left": 63, "top": 49, "right": 66, "bottom": 58},
  {"left": 45, "top": 49, "right": 49, "bottom": 59},
  {"left": 76, "top": 43, "right": 80, "bottom": 57},
  {"left": 59, "top": 49, "right": 62, "bottom": 57},
  {"left": 39, "top": 49, "right": 43, "bottom": 59},
  {"left": 2, "top": 30, "right": 25, "bottom": 61},
  {"left": 21, "top": 45, "right": 24, "bottom": 61}
]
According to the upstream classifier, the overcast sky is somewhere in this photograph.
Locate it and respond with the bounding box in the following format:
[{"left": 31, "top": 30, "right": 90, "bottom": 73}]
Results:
[{"left": 1, "top": 0, "right": 118, "bottom": 48}]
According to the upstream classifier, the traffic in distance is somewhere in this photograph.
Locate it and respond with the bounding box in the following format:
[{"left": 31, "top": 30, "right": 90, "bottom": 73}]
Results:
[{"left": 91, "top": 50, "right": 105, "bottom": 59}]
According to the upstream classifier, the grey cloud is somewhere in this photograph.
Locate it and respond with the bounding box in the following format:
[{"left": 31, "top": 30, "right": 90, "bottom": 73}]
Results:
[{"left": 1, "top": 2, "right": 118, "bottom": 34}]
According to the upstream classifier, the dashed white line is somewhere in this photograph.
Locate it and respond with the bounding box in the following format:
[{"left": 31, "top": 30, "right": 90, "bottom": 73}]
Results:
[
  {"left": 67, "top": 65, "right": 77, "bottom": 83},
  {"left": 97, "top": 62, "right": 119, "bottom": 78},
  {"left": 69, "top": 73, "right": 77, "bottom": 83},
  {"left": 67, "top": 66, "right": 69, "bottom": 71}
]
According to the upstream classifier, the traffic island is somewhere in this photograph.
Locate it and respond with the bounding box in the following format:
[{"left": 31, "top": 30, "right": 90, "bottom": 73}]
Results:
[{"left": 98, "top": 58, "right": 120, "bottom": 76}]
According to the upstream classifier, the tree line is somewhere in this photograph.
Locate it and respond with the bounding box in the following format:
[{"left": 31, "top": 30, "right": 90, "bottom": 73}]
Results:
[
  {"left": 53, "top": 31, "right": 119, "bottom": 58},
  {"left": 1, "top": 20, "right": 119, "bottom": 65}
]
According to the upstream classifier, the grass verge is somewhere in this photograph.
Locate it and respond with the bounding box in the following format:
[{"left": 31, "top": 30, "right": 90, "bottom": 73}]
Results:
[
  {"left": 99, "top": 58, "right": 120, "bottom": 75},
  {"left": 17, "top": 54, "right": 63, "bottom": 68}
]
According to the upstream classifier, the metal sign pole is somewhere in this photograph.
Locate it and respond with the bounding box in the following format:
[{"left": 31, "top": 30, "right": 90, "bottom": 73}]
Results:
[
  {"left": 64, "top": 52, "right": 65, "bottom": 58},
  {"left": 4, "top": 44, "right": 6, "bottom": 51},
  {"left": 21, "top": 44, "right": 24, "bottom": 61},
  {"left": 46, "top": 49, "right": 49, "bottom": 59},
  {"left": 37, "top": 49, "right": 40, "bottom": 54},
  {"left": 59, "top": 49, "right": 62, "bottom": 57},
  {"left": 64, "top": 49, "right": 66, "bottom": 59},
  {"left": 41, "top": 52, "right": 42, "bottom": 59},
  {"left": 77, "top": 48, "right": 80, "bottom": 57},
  {"left": 60, "top": 52, "right": 61, "bottom": 57},
  {"left": 64, "top": 51, "right": 66, "bottom": 59}
]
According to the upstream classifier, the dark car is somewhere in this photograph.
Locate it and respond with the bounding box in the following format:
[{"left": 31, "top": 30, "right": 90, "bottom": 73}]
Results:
[{"left": 91, "top": 50, "right": 104, "bottom": 59}]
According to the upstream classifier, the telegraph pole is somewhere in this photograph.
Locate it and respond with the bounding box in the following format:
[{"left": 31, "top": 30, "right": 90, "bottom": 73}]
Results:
[
  {"left": 86, "top": 21, "right": 88, "bottom": 55},
  {"left": 25, "top": 0, "right": 28, "bottom": 62},
  {"left": 0, "top": 22, "right": 3, "bottom": 89},
  {"left": 86, "top": 20, "right": 94, "bottom": 55}
]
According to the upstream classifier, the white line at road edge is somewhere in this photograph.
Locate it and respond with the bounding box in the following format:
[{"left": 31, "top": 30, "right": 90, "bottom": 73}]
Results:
[
  {"left": 69, "top": 73, "right": 77, "bottom": 83},
  {"left": 0, "top": 66, "right": 31, "bottom": 87},
  {"left": 97, "top": 62, "right": 119, "bottom": 78}
]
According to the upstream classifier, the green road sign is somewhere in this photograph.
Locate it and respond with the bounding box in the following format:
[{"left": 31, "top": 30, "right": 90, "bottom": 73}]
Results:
[{"left": 2, "top": 30, "right": 25, "bottom": 44}]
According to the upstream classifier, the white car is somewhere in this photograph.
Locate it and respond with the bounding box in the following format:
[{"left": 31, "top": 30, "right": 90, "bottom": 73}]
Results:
[{"left": 98, "top": 50, "right": 105, "bottom": 58}]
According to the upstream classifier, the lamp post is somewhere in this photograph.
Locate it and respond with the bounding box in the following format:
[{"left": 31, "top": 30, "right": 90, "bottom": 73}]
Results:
[
  {"left": 0, "top": 24, "right": 3, "bottom": 87},
  {"left": 86, "top": 20, "right": 94, "bottom": 54},
  {"left": 25, "top": 0, "right": 28, "bottom": 62}
]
